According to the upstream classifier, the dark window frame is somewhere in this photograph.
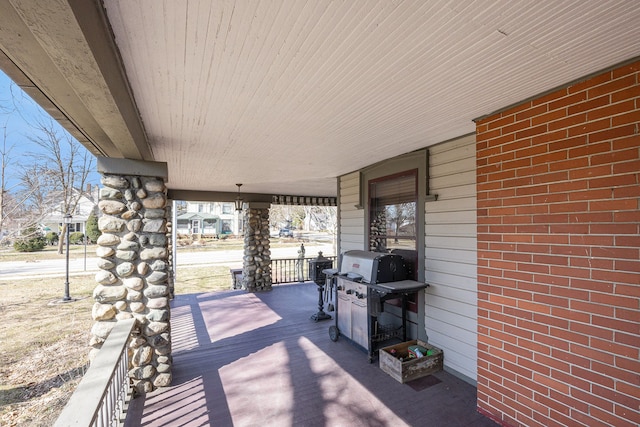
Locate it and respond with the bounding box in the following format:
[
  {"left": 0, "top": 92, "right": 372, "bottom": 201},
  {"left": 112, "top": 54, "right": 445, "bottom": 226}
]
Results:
[
  {"left": 368, "top": 168, "right": 418, "bottom": 260},
  {"left": 367, "top": 168, "right": 420, "bottom": 312}
]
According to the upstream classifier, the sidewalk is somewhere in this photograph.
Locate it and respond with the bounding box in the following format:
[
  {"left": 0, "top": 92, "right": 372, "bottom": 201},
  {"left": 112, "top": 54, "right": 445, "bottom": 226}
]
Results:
[
  {"left": 0, "top": 257, "right": 99, "bottom": 280},
  {"left": 0, "top": 243, "right": 334, "bottom": 280}
]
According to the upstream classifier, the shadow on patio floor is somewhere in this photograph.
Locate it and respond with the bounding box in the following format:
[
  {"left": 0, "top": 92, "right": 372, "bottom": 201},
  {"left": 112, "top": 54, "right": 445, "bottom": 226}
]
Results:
[{"left": 126, "top": 283, "right": 495, "bottom": 427}]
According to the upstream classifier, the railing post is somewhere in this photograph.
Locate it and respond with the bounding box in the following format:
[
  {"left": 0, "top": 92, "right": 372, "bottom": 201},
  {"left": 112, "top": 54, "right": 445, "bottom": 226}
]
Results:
[
  {"left": 271, "top": 256, "right": 336, "bottom": 285},
  {"left": 296, "top": 243, "right": 305, "bottom": 282}
]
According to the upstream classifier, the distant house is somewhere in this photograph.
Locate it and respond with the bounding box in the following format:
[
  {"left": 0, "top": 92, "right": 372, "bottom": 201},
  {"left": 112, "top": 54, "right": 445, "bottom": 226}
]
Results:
[
  {"left": 176, "top": 201, "right": 242, "bottom": 236},
  {"left": 175, "top": 212, "right": 219, "bottom": 235},
  {"left": 40, "top": 185, "right": 99, "bottom": 236}
]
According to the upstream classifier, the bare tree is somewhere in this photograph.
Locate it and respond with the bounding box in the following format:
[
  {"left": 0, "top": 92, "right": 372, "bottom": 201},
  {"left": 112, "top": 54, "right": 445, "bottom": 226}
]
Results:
[
  {"left": 175, "top": 200, "right": 187, "bottom": 214},
  {"left": 1, "top": 78, "right": 95, "bottom": 249},
  {"left": 387, "top": 202, "right": 415, "bottom": 243},
  {"left": 305, "top": 205, "right": 337, "bottom": 251},
  {"left": 15, "top": 163, "right": 49, "bottom": 224},
  {"left": 269, "top": 204, "right": 310, "bottom": 231},
  {"left": 0, "top": 77, "right": 93, "bottom": 253},
  {"left": 0, "top": 125, "right": 9, "bottom": 238},
  {"left": 302, "top": 205, "right": 337, "bottom": 233},
  {"left": 0, "top": 123, "right": 22, "bottom": 243},
  {"left": 0, "top": 144, "right": 47, "bottom": 244},
  {"left": 271, "top": 204, "right": 336, "bottom": 234},
  {"left": 25, "top": 118, "right": 94, "bottom": 254},
  {"left": 0, "top": 79, "right": 22, "bottom": 242},
  {"left": 269, "top": 204, "right": 288, "bottom": 229}
]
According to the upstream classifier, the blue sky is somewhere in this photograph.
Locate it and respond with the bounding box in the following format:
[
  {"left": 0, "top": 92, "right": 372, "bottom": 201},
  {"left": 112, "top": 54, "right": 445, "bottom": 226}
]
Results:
[{"left": 0, "top": 70, "right": 100, "bottom": 192}]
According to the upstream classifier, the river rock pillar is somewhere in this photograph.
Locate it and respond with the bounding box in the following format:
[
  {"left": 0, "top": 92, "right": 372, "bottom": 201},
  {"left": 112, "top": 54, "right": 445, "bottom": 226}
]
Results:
[
  {"left": 242, "top": 203, "right": 272, "bottom": 292},
  {"left": 91, "top": 158, "right": 170, "bottom": 394},
  {"left": 165, "top": 200, "right": 175, "bottom": 299}
]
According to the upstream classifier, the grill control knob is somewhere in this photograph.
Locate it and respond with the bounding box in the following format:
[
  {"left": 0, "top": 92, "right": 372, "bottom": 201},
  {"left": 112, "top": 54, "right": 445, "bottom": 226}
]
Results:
[{"left": 346, "top": 289, "right": 353, "bottom": 295}]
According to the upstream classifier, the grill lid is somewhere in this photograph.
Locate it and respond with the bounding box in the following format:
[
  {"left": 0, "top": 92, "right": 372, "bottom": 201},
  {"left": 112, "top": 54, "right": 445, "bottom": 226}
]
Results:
[{"left": 339, "top": 250, "right": 406, "bottom": 284}]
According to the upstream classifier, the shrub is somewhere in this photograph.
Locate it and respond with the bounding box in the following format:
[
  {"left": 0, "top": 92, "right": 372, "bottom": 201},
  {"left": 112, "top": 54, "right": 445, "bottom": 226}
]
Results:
[
  {"left": 178, "top": 238, "right": 193, "bottom": 246},
  {"left": 14, "top": 227, "right": 46, "bottom": 252},
  {"left": 86, "top": 212, "right": 101, "bottom": 243},
  {"left": 45, "top": 231, "right": 59, "bottom": 245},
  {"left": 13, "top": 238, "right": 46, "bottom": 252},
  {"left": 69, "top": 232, "right": 85, "bottom": 244}
]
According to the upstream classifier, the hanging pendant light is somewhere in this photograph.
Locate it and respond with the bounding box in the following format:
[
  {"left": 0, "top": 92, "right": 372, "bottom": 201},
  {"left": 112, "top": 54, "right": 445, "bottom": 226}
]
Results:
[{"left": 235, "top": 184, "right": 244, "bottom": 211}]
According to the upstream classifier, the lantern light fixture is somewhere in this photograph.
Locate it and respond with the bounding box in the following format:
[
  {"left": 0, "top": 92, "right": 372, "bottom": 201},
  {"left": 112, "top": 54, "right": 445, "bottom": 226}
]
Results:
[{"left": 235, "top": 184, "right": 243, "bottom": 211}]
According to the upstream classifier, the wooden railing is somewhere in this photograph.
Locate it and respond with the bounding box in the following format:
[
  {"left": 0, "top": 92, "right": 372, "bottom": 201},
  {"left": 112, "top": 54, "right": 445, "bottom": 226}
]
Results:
[
  {"left": 271, "top": 256, "right": 337, "bottom": 284},
  {"left": 55, "top": 318, "right": 136, "bottom": 427}
]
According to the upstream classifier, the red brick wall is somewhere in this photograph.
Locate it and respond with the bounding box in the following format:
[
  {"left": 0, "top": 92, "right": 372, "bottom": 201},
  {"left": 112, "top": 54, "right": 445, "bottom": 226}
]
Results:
[{"left": 475, "top": 60, "right": 640, "bottom": 427}]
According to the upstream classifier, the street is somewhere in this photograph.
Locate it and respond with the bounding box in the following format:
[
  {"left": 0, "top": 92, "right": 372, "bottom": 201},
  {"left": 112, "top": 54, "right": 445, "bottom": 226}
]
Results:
[{"left": 0, "top": 243, "right": 335, "bottom": 280}]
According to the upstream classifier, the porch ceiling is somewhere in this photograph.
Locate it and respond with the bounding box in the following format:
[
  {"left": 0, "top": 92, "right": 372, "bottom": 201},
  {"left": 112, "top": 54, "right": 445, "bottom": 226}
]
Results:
[{"left": 0, "top": 1, "right": 639, "bottom": 197}]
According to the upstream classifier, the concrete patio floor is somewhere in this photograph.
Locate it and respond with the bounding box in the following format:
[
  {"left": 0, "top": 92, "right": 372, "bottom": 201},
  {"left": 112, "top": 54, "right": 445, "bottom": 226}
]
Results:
[{"left": 126, "top": 283, "right": 496, "bottom": 426}]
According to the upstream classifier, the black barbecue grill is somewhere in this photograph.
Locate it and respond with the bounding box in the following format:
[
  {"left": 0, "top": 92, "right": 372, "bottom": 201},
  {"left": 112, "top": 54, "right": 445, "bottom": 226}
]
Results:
[{"left": 324, "top": 250, "right": 429, "bottom": 362}]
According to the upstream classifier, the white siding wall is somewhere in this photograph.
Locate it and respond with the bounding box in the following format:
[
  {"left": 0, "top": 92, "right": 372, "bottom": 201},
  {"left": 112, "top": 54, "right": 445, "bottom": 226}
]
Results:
[
  {"left": 338, "top": 172, "right": 364, "bottom": 253},
  {"left": 424, "top": 134, "right": 478, "bottom": 383}
]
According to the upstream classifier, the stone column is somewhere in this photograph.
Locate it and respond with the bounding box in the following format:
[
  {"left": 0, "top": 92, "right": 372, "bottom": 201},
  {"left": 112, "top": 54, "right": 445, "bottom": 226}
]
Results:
[
  {"left": 242, "top": 205, "right": 272, "bottom": 292},
  {"left": 370, "top": 210, "right": 387, "bottom": 252},
  {"left": 165, "top": 201, "right": 174, "bottom": 299},
  {"left": 90, "top": 171, "right": 171, "bottom": 394}
]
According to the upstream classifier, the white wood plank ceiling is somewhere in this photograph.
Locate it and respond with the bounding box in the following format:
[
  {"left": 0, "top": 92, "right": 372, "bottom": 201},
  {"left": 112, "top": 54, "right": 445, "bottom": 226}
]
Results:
[{"left": 13, "top": 0, "right": 640, "bottom": 197}]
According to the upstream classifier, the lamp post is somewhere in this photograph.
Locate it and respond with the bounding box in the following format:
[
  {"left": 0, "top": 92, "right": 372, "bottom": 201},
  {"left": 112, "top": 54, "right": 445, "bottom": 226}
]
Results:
[{"left": 63, "top": 213, "right": 72, "bottom": 301}]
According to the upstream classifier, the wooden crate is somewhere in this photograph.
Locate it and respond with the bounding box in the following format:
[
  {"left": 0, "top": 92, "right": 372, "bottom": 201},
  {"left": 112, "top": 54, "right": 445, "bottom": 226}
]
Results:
[{"left": 379, "top": 340, "right": 443, "bottom": 383}]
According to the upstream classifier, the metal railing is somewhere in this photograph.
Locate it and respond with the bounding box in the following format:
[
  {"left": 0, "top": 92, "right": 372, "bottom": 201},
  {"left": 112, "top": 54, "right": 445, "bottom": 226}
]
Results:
[
  {"left": 55, "top": 318, "right": 136, "bottom": 427},
  {"left": 271, "top": 256, "right": 337, "bottom": 284}
]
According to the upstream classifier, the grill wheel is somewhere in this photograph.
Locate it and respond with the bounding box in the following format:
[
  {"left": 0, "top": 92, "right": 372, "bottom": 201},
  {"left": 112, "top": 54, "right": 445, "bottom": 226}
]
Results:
[{"left": 329, "top": 325, "right": 340, "bottom": 342}]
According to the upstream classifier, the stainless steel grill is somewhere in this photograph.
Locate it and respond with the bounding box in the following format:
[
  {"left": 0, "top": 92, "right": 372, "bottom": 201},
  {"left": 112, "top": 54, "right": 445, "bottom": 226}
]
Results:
[
  {"left": 326, "top": 250, "right": 429, "bottom": 361},
  {"left": 338, "top": 250, "right": 406, "bottom": 284}
]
